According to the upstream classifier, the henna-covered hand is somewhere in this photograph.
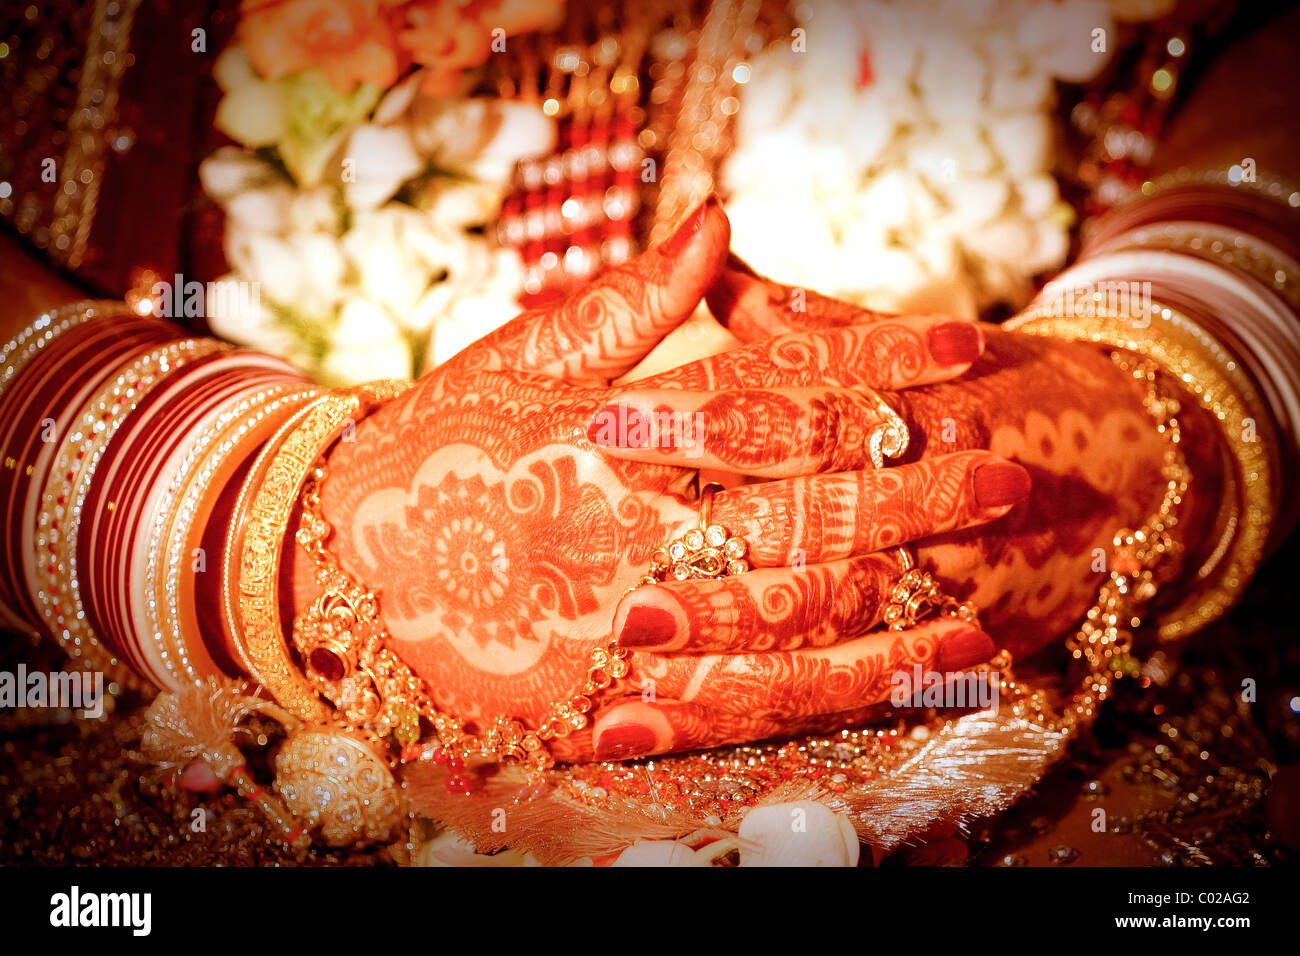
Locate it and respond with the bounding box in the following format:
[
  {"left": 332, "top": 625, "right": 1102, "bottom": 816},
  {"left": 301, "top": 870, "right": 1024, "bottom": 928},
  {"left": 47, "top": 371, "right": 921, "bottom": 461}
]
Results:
[
  {"left": 580, "top": 251, "right": 1225, "bottom": 761},
  {"left": 304, "top": 200, "right": 1015, "bottom": 762}
]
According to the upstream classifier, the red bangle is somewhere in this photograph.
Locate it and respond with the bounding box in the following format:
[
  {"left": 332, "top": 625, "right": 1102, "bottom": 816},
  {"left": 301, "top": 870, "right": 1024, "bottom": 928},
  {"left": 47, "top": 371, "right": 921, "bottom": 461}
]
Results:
[{"left": 2, "top": 316, "right": 176, "bottom": 629}]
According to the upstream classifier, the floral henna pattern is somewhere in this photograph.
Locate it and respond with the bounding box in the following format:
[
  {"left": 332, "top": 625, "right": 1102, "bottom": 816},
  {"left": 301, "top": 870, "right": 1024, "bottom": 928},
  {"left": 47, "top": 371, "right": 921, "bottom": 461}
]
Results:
[
  {"left": 631, "top": 618, "right": 954, "bottom": 719},
  {"left": 690, "top": 388, "right": 873, "bottom": 472},
  {"left": 649, "top": 554, "right": 892, "bottom": 653}
]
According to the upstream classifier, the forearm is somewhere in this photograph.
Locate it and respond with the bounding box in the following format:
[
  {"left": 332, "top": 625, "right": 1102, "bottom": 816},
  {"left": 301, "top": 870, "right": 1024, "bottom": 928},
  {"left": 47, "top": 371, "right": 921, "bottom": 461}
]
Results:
[{"left": 0, "top": 234, "right": 86, "bottom": 339}]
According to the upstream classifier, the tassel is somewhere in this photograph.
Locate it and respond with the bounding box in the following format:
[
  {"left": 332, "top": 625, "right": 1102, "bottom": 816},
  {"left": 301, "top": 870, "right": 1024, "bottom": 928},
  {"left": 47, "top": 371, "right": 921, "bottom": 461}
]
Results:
[{"left": 139, "top": 677, "right": 310, "bottom": 849}]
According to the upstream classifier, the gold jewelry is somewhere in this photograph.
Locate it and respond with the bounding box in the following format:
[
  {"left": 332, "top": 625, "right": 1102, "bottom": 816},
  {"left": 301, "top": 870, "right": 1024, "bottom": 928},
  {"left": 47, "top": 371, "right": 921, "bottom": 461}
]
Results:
[
  {"left": 404, "top": 352, "right": 1194, "bottom": 862},
  {"left": 150, "top": 383, "right": 318, "bottom": 689},
  {"left": 882, "top": 548, "right": 979, "bottom": 631},
  {"left": 1005, "top": 299, "right": 1272, "bottom": 639},
  {"left": 639, "top": 481, "right": 750, "bottom": 582},
  {"left": 863, "top": 389, "right": 909, "bottom": 468},
  {"left": 291, "top": 466, "right": 630, "bottom": 774},
  {"left": 236, "top": 382, "right": 410, "bottom": 723},
  {"left": 222, "top": 395, "right": 322, "bottom": 678}
]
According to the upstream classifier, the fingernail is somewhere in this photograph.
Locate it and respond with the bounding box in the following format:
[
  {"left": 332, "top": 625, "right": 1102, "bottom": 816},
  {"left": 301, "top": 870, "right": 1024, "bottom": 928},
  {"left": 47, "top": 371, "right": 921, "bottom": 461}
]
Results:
[
  {"left": 595, "top": 723, "right": 657, "bottom": 761},
  {"left": 927, "top": 321, "right": 983, "bottom": 366},
  {"left": 587, "top": 404, "right": 649, "bottom": 448},
  {"left": 660, "top": 195, "right": 719, "bottom": 257},
  {"left": 618, "top": 605, "right": 677, "bottom": 648},
  {"left": 935, "top": 629, "right": 995, "bottom": 672},
  {"left": 972, "top": 460, "right": 1031, "bottom": 509}
]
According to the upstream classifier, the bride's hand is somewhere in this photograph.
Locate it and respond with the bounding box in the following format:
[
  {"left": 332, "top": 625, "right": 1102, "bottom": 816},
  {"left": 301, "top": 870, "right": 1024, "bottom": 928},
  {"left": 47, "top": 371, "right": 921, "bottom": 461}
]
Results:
[
  {"left": 308, "top": 199, "right": 1024, "bottom": 761},
  {"left": 584, "top": 250, "right": 1193, "bottom": 761}
]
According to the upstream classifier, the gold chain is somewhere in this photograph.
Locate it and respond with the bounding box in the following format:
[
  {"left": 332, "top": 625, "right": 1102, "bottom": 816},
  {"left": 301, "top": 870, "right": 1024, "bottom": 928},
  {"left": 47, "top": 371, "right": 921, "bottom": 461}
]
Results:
[
  {"left": 996, "top": 351, "right": 1189, "bottom": 727},
  {"left": 292, "top": 467, "right": 629, "bottom": 776}
]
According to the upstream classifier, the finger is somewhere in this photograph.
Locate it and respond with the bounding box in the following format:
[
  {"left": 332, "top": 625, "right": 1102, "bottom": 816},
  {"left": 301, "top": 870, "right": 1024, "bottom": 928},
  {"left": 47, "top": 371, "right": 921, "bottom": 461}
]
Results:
[
  {"left": 644, "top": 316, "right": 986, "bottom": 392},
  {"left": 590, "top": 696, "right": 919, "bottom": 760},
  {"left": 703, "top": 450, "right": 1031, "bottom": 567},
  {"left": 638, "top": 615, "right": 996, "bottom": 720},
  {"left": 585, "top": 386, "right": 898, "bottom": 476},
  {"left": 707, "top": 253, "right": 891, "bottom": 341},
  {"left": 612, "top": 553, "right": 901, "bottom": 653},
  {"left": 480, "top": 195, "right": 730, "bottom": 383}
]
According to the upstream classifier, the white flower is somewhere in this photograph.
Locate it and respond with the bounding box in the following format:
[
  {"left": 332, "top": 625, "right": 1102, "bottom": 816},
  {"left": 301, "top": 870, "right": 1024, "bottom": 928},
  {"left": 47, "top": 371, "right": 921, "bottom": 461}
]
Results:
[
  {"left": 1018, "top": 0, "right": 1113, "bottom": 83},
  {"left": 212, "top": 49, "right": 286, "bottom": 149},
  {"left": 916, "top": 36, "right": 986, "bottom": 125},
  {"left": 738, "top": 801, "right": 861, "bottom": 867},
  {"left": 223, "top": 183, "right": 294, "bottom": 235},
  {"left": 420, "top": 179, "right": 506, "bottom": 231},
  {"left": 342, "top": 123, "right": 424, "bottom": 211},
  {"left": 409, "top": 98, "right": 555, "bottom": 185},
  {"left": 199, "top": 147, "right": 277, "bottom": 203},
  {"left": 341, "top": 207, "right": 437, "bottom": 325},
  {"left": 223, "top": 227, "right": 302, "bottom": 307},
  {"left": 416, "top": 831, "right": 532, "bottom": 867},
  {"left": 205, "top": 273, "right": 304, "bottom": 361},
  {"left": 425, "top": 286, "right": 523, "bottom": 368},
  {"left": 610, "top": 840, "right": 696, "bottom": 867},
  {"left": 723, "top": 0, "right": 1097, "bottom": 313},
  {"left": 288, "top": 233, "right": 348, "bottom": 315},
  {"left": 288, "top": 187, "right": 340, "bottom": 234},
  {"left": 986, "top": 112, "right": 1052, "bottom": 177},
  {"left": 321, "top": 298, "right": 413, "bottom": 384},
  {"left": 934, "top": 176, "right": 1011, "bottom": 231}
]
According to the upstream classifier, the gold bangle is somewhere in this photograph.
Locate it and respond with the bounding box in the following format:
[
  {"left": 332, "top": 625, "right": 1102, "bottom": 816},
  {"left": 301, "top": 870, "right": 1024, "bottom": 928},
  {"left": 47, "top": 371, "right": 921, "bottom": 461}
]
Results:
[
  {"left": 223, "top": 396, "right": 321, "bottom": 679},
  {"left": 236, "top": 381, "right": 411, "bottom": 721},
  {"left": 1005, "top": 299, "right": 1274, "bottom": 639},
  {"left": 150, "top": 382, "right": 319, "bottom": 690}
]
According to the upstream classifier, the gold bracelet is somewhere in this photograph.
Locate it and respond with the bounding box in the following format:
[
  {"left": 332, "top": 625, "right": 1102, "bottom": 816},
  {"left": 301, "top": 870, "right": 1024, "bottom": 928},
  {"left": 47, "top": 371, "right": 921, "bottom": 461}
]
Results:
[
  {"left": 236, "top": 381, "right": 411, "bottom": 722},
  {"left": 292, "top": 465, "right": 629, "bottom": 776},
  {"left": 222, "top": 395, "right": 322, "bottom": 679},
  {"left": 149, "top": 382, "right": 319, "bottom": 689},
  {"left": 1005, "top": 298, "right": 1274, "bottom": 639}
]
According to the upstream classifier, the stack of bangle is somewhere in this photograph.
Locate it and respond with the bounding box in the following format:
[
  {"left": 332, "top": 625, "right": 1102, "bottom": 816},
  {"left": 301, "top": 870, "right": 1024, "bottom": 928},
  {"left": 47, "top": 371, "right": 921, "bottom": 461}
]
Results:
[
  {"left": 1, "top": 300, "right": 334, "bottom": 699},
  {"left": 79, "top": 348, "right": 313, "bottom": 691},
  {"left": 1013, "top": 166, "right": 1300, "bottom": 638}
]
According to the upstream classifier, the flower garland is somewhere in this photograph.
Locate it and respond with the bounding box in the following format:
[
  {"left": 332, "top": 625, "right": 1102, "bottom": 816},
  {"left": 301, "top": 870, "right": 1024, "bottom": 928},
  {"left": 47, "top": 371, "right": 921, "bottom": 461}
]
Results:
[{"left": 200, "top": 0, "right": 562, "bottom": 383}]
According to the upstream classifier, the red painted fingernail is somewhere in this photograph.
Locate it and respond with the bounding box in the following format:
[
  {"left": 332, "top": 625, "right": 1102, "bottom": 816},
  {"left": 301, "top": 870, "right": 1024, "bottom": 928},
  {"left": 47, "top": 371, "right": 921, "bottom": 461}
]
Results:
[
  {"left": 618, "top": 605, "right": 677, "bottom": 648},
  {"left": 587, "top": 404, "right": 649, "bottom": 448},
  {"left": 935, "top": 629, "right": 995, "bottom": 672},
  {"left": 927, "top": 322, "right": 983, "bottom": 366},
  {"left": 972, "top": 460, "right": 1031, "bottom": 509},
  {"left": 595, "top": 723, "right": 657, "bottom": 761},
  {"left": 660, "top": 195, "right": 720, "bottom": 257}
]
